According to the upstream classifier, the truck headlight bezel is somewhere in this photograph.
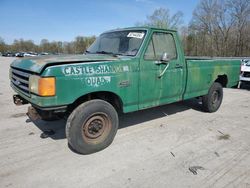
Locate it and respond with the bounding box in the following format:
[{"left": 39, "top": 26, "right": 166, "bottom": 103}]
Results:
[{"left": 29, "top": 75, "right": 56, "bottom": 97}]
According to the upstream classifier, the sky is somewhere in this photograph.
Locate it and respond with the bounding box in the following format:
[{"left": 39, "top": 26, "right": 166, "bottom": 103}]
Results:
[{"left": 0, "top": 0, "right": 199, "bottom": 44}]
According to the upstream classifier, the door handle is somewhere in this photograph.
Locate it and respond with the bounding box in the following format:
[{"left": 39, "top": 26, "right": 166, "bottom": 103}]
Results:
[
  {"left": 175, "top": 64, "right": 183, "bottom": 69},
  {"left": 158, "top": 63, "right": 170, "bottom": 78}
]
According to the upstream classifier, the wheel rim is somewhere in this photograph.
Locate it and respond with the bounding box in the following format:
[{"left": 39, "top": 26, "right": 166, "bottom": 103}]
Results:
[
  {"left": 211, "top": 90, "right": 219, "bottom": 105},
  {"left": 82, "top": 113, "right": 112, "bottom": 144}
]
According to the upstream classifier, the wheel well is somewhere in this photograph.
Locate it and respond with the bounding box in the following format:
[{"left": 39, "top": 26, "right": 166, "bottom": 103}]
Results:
[
  {"left": 68, "top": 91, "right": 123, "bottom": 113},
  {"left": 215, "top": 75, "right": 228, "bottom": 87}
]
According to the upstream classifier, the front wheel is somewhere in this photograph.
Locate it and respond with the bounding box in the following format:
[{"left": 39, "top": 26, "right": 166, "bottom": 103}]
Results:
[
  {"left": 202, "top": 82, "right": 223, "bottom": 113},
  {"left": 66, "top": 99, "right": 118, "bottom": 154}
]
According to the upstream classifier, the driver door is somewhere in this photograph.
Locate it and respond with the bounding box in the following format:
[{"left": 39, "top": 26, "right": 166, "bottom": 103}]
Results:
[{"left": 139, "top": 31, "right": 184, "bottom": 109}]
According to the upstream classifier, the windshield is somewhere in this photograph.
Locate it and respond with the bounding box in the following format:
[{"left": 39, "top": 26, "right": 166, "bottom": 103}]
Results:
[{"left": 86, "top": 30, "right": 146, "bottom": 56}]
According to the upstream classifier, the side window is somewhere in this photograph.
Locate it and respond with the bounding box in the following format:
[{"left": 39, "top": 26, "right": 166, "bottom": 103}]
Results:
[
  {"left": 153, "top": 32, "right": 177, "bottom": 60},
  {"left": 144, "top": 32, "right": 177, "bottom": 60},
  {"left": 144, "top": 39, "right": 155, "bottom": 60}
]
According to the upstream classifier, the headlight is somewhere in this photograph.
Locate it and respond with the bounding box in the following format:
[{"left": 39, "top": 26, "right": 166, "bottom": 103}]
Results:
[{"left": 29, "top": 75, "right": 56, "bottom": 96}]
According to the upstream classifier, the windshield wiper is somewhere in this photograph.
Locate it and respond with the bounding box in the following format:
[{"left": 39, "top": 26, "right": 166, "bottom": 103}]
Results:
[
  {"left": 96, "top": 51, "right": 114, "bottom": 55},
  {"left": 96, "top": 51, "right": 119, "bottom": 57},
  {"left": 85, "top": 50, "right": 91, "bottom": 54},
  {"left": 93, "top": 51, "right": 131, "bottom": 57}
]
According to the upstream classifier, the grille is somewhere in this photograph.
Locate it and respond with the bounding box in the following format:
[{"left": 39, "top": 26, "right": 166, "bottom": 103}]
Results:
[
  {"left": 243, "top": 72, "right": 250, "bottom": 78},
  {"left": 11, "top": 68, "right": 31, "bottom": 96}
]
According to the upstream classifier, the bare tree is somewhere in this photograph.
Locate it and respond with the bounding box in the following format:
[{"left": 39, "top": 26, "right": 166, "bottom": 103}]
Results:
[
  {"left": 40, "top": 39, "right": 50, "bottom": 52},
  {"left": 187, "top": 0, "right": 250, "bottom": 57},
  {"left": 0, "top": 37, "right": 7, "bottom": 53},
  {"left": 228, "top": 0, "right": 250, "bottom": 56},
  {"left": 190, "top": 0, "right": 233, "bottom": 55},
  {"left": 1, "top": 35, "right": 96, "bottom": 55},
  {"left": 137, "top": 8, "right": 183, "bottom": 29},
  {"left": 11, "top": 39, "right": 36, "bottom": 52}
]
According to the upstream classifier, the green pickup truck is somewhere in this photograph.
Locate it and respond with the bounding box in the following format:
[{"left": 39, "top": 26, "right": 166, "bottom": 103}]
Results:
[{"left": 10, "top": 27, "right": 240, "bottom": 154}]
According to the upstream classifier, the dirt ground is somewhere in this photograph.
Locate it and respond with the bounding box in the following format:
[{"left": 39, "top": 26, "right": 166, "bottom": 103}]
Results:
[{"left": 0, "top": 57, "right": 250, "bottom": 188}]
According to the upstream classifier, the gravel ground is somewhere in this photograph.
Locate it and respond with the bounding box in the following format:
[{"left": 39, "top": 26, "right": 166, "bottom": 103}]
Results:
[{"left": 0, "top": 57, "right": 250, "bottom": 188}]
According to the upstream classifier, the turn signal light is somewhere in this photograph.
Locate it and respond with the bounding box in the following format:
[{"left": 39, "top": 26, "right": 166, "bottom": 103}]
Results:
[
  {"left": 29, "top": 75, "right": 56, "bottom": 96},
  {"left": 38, "top": 77, "right": 56, "bottom": 96}
]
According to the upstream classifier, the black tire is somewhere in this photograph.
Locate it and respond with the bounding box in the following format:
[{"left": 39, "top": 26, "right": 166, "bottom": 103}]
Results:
[
  {"left": 202, "top": 82, "right": 223, "bottom": 113},
  {"left": 66, "top": 99, "right": 118, "bottom": 154},
  {"left": 239, "top": 81, "right": 248, "bottom": 89}
]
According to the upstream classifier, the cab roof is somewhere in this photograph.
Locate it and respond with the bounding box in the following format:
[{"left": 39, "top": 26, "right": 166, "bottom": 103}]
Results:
[{"left": 103, "top": 26, "right": 177, "bottom": 34}]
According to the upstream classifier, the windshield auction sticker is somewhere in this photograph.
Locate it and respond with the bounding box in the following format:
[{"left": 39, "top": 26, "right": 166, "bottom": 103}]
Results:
[{"left": 127, "top": 32, "right": 145, "bottom": 39}]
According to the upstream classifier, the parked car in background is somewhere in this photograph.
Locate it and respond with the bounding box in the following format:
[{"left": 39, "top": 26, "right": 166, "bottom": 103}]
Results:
[
  {"left": 239, "top": 59, "right": 250, "bottom": 87},
  {"left": 23, "top": 52, "right": 38, "bottom": 57},
  {"left": 15, "top": 52, "right": 25, "bottom": 57},
  {"left": 39, "top": 52, "right": 50, "bottom": 56},
  {"left": 2, "top": 52, "right": 16, "bottom": 57}
]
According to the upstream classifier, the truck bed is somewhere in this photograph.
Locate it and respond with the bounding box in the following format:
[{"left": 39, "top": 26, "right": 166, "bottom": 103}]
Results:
[
  {"left": 183, "top": 58, "right": 241, "bottom": 100},
  {"left": 185, "top": 56, "right": 244, "bottom": 60}
]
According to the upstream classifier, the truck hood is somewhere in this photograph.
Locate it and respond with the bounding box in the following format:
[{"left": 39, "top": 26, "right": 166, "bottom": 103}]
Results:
[{"left": 11, "top": 54, "right": 120, "bottom": 74}]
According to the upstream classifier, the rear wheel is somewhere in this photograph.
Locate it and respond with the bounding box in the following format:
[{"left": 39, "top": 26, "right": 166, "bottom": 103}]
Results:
[
  {"left": 66, "top": 99, "right": 118, "bottom": 154},
  {"left": 202, "top": 82, "right": 223, "bottom": 113}
]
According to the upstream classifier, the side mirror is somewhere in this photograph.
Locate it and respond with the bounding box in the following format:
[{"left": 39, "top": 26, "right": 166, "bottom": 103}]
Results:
[{"left": 161, "top": 52, "right": 170, "bottom": 62}]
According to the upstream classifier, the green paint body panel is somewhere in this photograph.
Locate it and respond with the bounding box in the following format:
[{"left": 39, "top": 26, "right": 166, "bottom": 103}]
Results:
[{"left": 10, "top": 27, "right": 241, "bottom": 113}]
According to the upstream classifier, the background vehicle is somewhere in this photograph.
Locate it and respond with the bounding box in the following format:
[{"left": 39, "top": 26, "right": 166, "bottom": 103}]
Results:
[
  {"left": 2, "top": 52, "right": 15, "bottom": 57},
  {"left": 9, "top": 27, "right": 241, "bottom": 154},
  {"left": 239, "top": 59, "right": 250, "bottom": 88},
  {"left": 23, "top": 52, "right": 38, "bottom": 57},
  {"left": 39, "top": 52, "right": 50, "bottom": 56},
  {"left": 15, "top": 52, "right": 25, "bottom": 57}
]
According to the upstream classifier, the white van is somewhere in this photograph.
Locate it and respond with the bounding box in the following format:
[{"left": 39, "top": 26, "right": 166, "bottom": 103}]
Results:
[{"left": 239, "top": 59, "right": 250, "bottom": 88}]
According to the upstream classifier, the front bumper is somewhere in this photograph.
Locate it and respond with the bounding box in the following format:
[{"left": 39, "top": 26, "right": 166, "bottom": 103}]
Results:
[
  {"left": 240, "top": 75, "right": 250, "bottom": 82},
  {"left": 11, "top": 83, "right": 67, "bottom": 112},
  {"left": 10, "top": 66, "right": 68, "bottom": 112},
  {"left": 13, "top": 93, "right": 68, "bottom": 112},
  {"left": 13, "top": 94, "right": 28, "bottom": 106}
]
